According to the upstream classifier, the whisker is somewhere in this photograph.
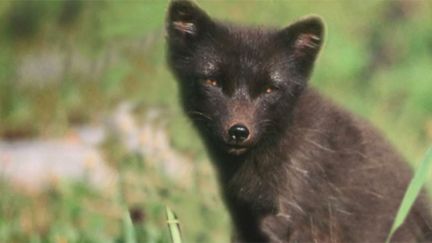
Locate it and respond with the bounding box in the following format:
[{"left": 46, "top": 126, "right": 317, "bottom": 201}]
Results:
[{"left": 187, "top": 111, "right": 213, "bottom": 121}]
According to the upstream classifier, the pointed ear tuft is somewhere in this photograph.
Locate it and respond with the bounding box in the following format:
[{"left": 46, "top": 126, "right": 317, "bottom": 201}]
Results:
[
  {"left": 167, "top": 0, "right": 212, "bottom": 39},
  {"left": 295, "top": 32, "right": 321, "bottom": 51},
  {"left": 279, "top": 16, "right": 324, "bottom": 60},
  {"left": 172, "top": 20, "right": 197, "bottom": 35}
]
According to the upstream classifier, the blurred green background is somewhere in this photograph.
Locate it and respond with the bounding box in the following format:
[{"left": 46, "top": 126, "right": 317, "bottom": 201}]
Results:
[{"left": 0, "top": 0, "right": 431, "bottom": 242}]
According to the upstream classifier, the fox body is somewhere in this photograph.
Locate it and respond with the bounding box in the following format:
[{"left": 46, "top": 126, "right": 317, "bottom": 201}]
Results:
[{"left": 166, "top": 1, "right": 432, "bottom": 242}]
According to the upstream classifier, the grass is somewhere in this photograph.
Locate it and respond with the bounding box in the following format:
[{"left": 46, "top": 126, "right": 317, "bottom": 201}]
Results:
[
  {"left": 122, "top": 210, "right": 137, "bottom": 243},
  {"left": 386, "top": 147, "right": 432, "bottom": 243},
  {"left": 0, "top": 0, "right": 431, "bottom": 242},
  {"left": 166, "top": 207, "right": 182, "bottom": 243}
]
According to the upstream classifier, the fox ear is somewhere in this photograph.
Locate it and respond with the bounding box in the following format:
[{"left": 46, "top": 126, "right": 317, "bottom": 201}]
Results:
[
  {"left": 278, "top": 16, "right": 324, "bottom": 66},
  {"left": 166, "top": 1, "right": 213, "bottom": 46}
]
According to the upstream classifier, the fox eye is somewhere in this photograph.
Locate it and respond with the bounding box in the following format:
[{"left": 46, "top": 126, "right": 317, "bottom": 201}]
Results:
[
  {"left": 204, "top": 79, "right": 219, "bottom": 87},
  {"left": 264, "top": 85, "right": 278, "bottom": 94}
]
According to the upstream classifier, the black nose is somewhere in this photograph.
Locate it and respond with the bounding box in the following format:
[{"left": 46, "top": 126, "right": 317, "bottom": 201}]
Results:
[{"left": 228, "top": 124, "right": 249, "bottom": 142}]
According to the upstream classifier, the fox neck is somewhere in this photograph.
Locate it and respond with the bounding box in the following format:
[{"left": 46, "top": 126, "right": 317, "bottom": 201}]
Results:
[{"left": 200, "top": 105, "right": 296, "bottom": 212}]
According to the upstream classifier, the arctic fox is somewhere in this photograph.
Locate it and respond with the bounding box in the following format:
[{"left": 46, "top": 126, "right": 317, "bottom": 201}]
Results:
[{"left": 166, "top": 1, "right": 432, "bottom": 242}]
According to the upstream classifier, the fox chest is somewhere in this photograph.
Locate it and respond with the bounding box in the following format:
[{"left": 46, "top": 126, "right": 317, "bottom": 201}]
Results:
[{"left": 223, "top": 162, "right": 283, "bottom": 210}]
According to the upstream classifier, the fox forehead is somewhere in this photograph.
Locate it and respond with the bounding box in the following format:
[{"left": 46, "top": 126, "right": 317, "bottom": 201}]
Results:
[
  {"left": 194, "top": 33, "right": 284, "bottom": 78},
  {"left": 270, "top": 70, "right": 285, "bottom": 83}
]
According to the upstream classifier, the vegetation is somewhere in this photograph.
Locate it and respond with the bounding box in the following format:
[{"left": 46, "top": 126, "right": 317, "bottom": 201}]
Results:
[
  {"left": 0, "top": 1, "right": 431, "bottom": 242},
  {"left": 386, "top": 147, "right": 432, "bottom": 242}
]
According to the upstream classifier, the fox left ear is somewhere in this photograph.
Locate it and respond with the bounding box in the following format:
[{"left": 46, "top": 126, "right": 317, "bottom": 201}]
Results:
[
  {"left": 278, "top": 16, "right": 324, "bottom": 67},
  {"left": 166, "top": 1, "right": 214, "bottom": 48}
]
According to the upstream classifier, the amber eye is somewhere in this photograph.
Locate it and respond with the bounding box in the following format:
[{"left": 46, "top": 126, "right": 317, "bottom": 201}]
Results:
[
  {"left": 265, "top": 85, "right": 278, "bottom": 94},
  {"left": 205, "top": 79, "right": 219, "bottom": 87}
]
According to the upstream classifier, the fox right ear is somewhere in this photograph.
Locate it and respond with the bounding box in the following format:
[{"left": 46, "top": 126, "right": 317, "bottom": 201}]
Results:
[
  {"left": 166, "top": 1, "right": 213, "bottom": 46},
  {"left": 278, "top": 16, "right": 324, "bottom": 67}
]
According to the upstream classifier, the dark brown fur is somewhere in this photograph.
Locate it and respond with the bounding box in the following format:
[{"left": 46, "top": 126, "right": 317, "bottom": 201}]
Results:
[{"left": 166, "top": 1, "right": 432, "bottom": 242}]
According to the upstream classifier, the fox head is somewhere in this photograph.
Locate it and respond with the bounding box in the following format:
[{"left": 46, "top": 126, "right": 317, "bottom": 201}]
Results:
[{"left": 166, "top": 1, "right": 324, "bottom": 156}]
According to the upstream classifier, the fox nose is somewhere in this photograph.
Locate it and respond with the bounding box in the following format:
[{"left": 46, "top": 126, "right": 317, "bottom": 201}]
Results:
[{"left": 228, "top": 124, "right": 249, "bottom": 142}]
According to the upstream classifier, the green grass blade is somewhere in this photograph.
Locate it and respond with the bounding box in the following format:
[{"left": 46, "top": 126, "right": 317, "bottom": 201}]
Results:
[
  {"left": 123, "top": 210, "right": 137, "bottom": 243},
  {"left": 385, "top": 147, "right": 432, "bottom": 243},
  {"left": 166, "top": 206, "right": 182, "bottom": 243}
]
